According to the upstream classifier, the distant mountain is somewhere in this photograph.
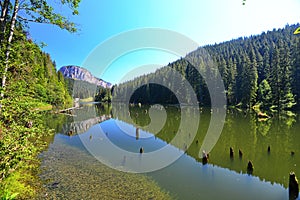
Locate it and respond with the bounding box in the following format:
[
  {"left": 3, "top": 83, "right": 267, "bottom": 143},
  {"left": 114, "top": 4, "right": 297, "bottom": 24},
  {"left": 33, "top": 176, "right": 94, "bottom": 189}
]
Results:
[{"left": 59, "top": 65, "right": 112, "bottom": 88}]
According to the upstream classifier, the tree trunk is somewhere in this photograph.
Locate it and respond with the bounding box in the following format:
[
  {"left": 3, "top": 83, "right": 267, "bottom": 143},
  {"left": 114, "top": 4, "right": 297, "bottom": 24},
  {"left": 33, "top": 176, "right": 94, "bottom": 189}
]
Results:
[
  {"left": 0, "top": 0, "right": 10, "bottom": 46},
  {"left": 1, "top": 0, "right": 19, "bottom": 98}
]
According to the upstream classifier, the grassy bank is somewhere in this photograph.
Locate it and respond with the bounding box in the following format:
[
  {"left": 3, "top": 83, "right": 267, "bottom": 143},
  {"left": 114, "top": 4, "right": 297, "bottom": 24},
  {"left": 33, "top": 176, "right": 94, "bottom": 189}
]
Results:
[{"left": 79, "top": 97, "right": 94, "bottom": 102}]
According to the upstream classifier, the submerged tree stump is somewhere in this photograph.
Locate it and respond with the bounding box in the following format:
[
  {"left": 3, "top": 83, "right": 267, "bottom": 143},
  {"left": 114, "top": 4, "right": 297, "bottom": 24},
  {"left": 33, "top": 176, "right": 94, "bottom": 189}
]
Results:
[
  {"left": 289, "top": 172, "right": 299, "bottom": 200},
  {"left": 202, "top": 151, "right": 209, "bottom": 165},
  {"left": 230, "top": 147, "right": 234, "bottom": 158},
  {"left": 247, "top": 161, "right": 254, "bottom": 175},
  {"left": 239, "top": 149, "right": 243, "bottom": 158},
  {"left": 139, "top": 147, "right": 144, "bottom": 154}
]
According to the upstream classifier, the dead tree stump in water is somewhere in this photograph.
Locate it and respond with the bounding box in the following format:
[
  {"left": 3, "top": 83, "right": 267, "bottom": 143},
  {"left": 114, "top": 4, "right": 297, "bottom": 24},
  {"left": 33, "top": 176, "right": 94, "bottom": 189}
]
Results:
[
  {"left": 238, "top": 149, "right": 243, "bottom": 158},
  {"left": 202, "top": 151, "right": 209, "bottom": 165},
  {"left": 289, "top": 172, "right": 299, "bottom": 200},
  {"left": 247, "top": 161, "right": 254, "bottom": 175},
  {"left": 139, "top": 147, "right": 144, "bottom": 154},
  {"left": 230, "top": 147, "right": 234, "bottom": 158}
]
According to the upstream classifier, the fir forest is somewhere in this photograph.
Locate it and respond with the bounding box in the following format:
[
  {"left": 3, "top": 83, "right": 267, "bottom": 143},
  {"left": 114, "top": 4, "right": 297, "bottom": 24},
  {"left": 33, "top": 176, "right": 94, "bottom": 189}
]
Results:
[{"left": 1, "top": 0, "right": 300, "bottom": 200}]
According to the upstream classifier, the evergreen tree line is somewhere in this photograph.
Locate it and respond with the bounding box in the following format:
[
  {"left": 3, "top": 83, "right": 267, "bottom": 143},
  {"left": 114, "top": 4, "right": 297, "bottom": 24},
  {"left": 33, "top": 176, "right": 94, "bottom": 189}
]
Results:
[
  {"left": 0, "top": 29, "right": 72, "bottom": 107},
  {"left": 114, "top": 24, "right": 300, "bottom": 111}
]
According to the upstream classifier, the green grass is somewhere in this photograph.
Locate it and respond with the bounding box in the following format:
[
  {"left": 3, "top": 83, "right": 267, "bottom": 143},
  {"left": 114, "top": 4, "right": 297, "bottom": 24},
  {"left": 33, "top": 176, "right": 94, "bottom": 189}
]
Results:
[
  {"left": 79, "top": 97, "right": 94, "bottom": 102},
  {"left": 32, "top": 102, "right": 53, "bottom": 111}
]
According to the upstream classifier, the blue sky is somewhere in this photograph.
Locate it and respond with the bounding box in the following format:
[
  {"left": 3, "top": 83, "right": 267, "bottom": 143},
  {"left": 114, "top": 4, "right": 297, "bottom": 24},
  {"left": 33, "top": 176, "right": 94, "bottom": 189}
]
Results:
[{"left": 29, "top": 0, "right": 300, "bottom": 84}]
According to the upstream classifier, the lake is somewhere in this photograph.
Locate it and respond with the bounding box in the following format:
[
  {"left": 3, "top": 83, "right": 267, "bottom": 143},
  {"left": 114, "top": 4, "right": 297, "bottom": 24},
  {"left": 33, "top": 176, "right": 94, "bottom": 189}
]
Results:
[{"left": 38, "top": 103, "right": 300, "bottom": 199}]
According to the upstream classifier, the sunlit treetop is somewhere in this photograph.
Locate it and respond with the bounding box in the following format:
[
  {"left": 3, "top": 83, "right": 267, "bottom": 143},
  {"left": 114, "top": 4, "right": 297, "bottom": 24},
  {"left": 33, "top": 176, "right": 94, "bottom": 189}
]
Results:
[
  {"left": 294, "top": 27, "right": 300, "bottom": 35},
  {"left": 18, "top": 0, "right": 81, "bottom": 33}
]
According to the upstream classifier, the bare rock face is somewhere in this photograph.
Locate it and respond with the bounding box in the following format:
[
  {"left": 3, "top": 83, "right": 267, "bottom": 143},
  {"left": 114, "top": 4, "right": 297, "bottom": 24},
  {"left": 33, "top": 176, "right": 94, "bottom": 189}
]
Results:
[{"left": 59, "top": 65, "right": 112, "bottom": 88}]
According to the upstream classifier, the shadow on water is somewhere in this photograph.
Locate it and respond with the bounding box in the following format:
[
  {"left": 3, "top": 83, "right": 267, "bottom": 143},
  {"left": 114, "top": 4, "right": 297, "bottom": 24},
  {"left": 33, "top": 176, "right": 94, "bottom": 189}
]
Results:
[{"left": 40, "top": 103, "right": 300, "bottom": 199}]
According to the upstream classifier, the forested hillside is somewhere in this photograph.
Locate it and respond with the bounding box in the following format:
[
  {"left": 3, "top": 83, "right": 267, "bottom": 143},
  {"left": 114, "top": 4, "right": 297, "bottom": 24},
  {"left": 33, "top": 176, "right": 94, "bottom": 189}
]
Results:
[
  {"left": 0, "top": 1, "right": 79, "bottom": 197},
  {"left": 0, "top": 33, "right": 72, "bottom": 107},
  {"left": 0, "top": 30, "right": 73, "bottom": 198},
  {"left": 114, "top": 24, "right": 300, "bottom": 111}
]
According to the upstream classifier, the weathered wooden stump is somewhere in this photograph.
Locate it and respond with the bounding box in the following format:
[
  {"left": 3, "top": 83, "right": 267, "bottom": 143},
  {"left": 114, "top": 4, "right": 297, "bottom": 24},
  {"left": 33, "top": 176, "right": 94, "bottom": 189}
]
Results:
[
  {"left": 239, "top": 149, "right": 243, "bottom": 158},
  {"left": 230, "top": 147, "right": 234, "bottom": 158},
  {"left": 247, "top": 161, "right": 254, "bottom": 175},
  {"left": 202, "top": 151, "right": 209, "bottom": 165},
  {"left": 139, "top": 147, "right": 144, "bottom": 154},
  {"left": 289, "top": 172, "right": 299, "bottom": 200},
  {"left": 67, "top": 130, "right": 74, "bottom": 136}
]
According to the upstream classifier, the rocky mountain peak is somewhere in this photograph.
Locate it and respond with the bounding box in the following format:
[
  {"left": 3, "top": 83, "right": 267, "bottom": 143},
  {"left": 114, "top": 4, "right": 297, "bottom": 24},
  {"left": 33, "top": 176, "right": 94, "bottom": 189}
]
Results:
[{"left": 59, "top": 65, "right": 112, "bottom": 88}]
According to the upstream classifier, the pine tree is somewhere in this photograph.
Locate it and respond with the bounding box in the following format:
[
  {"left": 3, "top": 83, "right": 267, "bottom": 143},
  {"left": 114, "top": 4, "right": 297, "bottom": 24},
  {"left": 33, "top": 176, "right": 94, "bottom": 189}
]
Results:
[
  {"left": 292, "top": 37, "right": 300, "bottom": 106},
  {"left": 269, "top": 44, "right": 281, "bottom": 110},
  {"left": 249, "top": 46, "right": 258, "bottom": 107},
  {"left": 279, "top": 40, "right": 295, "bottom": 110},
  {"left": 226, "top": 57, "right": 237, "bottom": 105},
  {"left": 257, "top": 79, "right": 272, "bottom": 110}
]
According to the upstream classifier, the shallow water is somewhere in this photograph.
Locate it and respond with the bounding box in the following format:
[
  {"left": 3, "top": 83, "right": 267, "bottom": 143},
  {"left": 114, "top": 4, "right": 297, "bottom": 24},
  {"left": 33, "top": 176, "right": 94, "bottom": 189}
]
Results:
[{"left": 39, "top": 103, "right": 300, "bottom": 199}]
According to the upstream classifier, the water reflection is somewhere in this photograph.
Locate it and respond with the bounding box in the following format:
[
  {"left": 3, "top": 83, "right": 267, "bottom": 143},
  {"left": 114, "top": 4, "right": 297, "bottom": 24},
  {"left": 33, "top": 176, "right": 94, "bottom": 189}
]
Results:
[
  {"left": 42, "top": 103, "right": 300, "bottom": 199},
  {"left": 112, "top": 104, "right": 300, "bottom": 189},
  {"left": 48, "top": 104, "right": 300, "bottom": 189}
]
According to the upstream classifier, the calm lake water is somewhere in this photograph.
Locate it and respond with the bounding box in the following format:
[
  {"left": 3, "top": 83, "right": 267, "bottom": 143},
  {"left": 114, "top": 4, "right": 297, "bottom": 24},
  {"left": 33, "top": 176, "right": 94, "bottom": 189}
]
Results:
[{"left": 39, "top": 103, "right": 300, "bottom": 200}]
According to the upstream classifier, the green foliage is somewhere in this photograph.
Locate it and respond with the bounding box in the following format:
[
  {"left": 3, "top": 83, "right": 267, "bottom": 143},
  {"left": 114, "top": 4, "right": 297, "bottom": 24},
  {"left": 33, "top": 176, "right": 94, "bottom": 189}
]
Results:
[
  {"left": 66, "top": 79, "right": 97, "bottom": 99},
  {"left": 0, "top": 15, "right": 72, "bottom": 200},
  {"left": 1, "top": 0, "right": 81, "bottom": 34},
  {"left": 0, "top": 96, "right": 55, "bottom": 199},
  {"left": 0, "top": 30, "right": 73, "bottom": 108},
  {"left": 257, "top": 79, "right": 272, "bottom": 110},
  {"left": 292, "top": 37, "right": 300, "bottom": 107},
  {"left": 95, "top": 86, "right": 112, "bottom": 102},
  {"left": 0, "top": 1, "right": 77, "bottom": 198},
  {"left": 114, "top": 24, "right": 300, "bottom": 111},
  {"left": 294, "top": 27, "right": 300, "bottom": 35},
  {"left": 0, "top": 171, "right": 34, "bottom": 199}
]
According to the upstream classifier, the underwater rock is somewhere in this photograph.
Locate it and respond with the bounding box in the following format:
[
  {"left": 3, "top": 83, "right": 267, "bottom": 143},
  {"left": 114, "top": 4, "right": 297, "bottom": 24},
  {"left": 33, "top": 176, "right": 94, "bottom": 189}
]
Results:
[{"left": 50, "top": 181, "right": 60, "bottom": 189}]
